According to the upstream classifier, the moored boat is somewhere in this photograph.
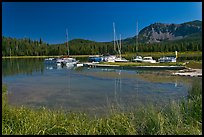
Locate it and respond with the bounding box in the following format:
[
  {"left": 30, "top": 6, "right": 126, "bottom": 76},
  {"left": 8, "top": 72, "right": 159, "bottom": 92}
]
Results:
[
  {"left": 88, "top": 55, "right": 103, "bottom": 62},
  {"left": 133, "top": 56, "right": 143, "bottom": 62},
  {"left": 142, "top": 57, "right": 156, "bottom": 63},
  {"left": 158, "top": 56, "right": 176, "bottom": 63}
]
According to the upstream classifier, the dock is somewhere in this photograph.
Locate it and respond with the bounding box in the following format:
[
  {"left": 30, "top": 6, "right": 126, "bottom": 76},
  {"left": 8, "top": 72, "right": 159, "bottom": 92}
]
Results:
[
  {"left": 83, "top": 62, "right": 120, "bottom": 67},
  {"left": 82, "top": 62, "right": 186, "bottom": 70}
]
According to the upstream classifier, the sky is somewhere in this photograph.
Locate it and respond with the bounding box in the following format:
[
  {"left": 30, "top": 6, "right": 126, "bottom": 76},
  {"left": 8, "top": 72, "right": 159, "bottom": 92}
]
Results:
[{"left": 2, "top": 2, "right": 202, "bottom": 44}]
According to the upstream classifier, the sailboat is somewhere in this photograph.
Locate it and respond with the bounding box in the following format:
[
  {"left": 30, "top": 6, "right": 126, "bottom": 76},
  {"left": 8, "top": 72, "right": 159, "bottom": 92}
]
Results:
[
  {"left": 106, "top": 22, "right": 128, "bottom": 62},
  {"left": 114, "top": 34, "right": 129, "bottom": 62},
  {"left": 133, "top": 21, "right": 143, "bottom": 62},
  {"left": 56, "top": 29, "right": 79, "bottom": 67}
]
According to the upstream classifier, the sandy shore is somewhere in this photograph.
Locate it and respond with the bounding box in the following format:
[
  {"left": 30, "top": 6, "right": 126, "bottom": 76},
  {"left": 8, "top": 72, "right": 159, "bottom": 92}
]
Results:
[{"left": 173, "top": 68, "right": 202, "bottom": 77}]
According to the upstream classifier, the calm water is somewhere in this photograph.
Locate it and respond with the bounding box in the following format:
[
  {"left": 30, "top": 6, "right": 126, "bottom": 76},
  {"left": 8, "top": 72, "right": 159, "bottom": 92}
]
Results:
[{"left": 2, "top": 58, "right": 201, "bottom": 115}]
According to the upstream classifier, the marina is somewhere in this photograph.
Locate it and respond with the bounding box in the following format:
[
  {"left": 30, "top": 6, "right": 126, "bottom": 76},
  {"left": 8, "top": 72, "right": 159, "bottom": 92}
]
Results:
[
  {"left": 2, "top": 2, "right": 202, "bottom": 135},
  {"left": 2, "top": 58, "right": 201, "bottom": 114}
]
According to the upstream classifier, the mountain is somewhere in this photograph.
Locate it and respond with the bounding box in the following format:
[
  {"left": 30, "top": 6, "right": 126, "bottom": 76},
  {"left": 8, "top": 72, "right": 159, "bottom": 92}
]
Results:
[{"left": 136, "top": 20, "right": 202, "bottom": 43}]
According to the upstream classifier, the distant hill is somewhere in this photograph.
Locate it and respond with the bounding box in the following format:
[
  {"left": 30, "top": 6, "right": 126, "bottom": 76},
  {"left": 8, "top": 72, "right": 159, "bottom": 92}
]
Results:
[
  {"left": 136, "top": 20, "right": 202, "bottom": 43},
  {"left": 121, "top": 20, "right": 202, "bottom": 45},
  {"left": 2, "top": 20, "right": 202, "bottom": 56},
  {"left": 53, "top": 20, "right": 201, "bottom": 46}
]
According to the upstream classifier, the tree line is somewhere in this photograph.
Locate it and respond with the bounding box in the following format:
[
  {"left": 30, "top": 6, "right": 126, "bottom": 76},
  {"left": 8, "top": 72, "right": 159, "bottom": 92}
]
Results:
[{"left": 2, "top": 36, "right": 202, "bottom": 56}]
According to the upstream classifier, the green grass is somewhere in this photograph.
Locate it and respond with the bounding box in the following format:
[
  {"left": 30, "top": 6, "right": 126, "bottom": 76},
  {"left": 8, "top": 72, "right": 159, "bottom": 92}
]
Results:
[
  {"left": 100, "top": 61, "right": 184, "bottom": 67},
  {"left": 123, "top": 51, "right": 202, "bottom": 58},
  {"left": 2, "top": 81, "right": 202, "bottom": 135},
  {"left": 100, "top": 60, "right": 202, "bottom": 69},
  {"left": 185, "top": 61, "right": 202, "bottom": 69}
]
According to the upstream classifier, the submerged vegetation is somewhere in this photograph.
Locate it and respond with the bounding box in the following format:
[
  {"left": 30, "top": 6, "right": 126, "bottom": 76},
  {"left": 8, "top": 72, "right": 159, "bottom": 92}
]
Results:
[{"left": 2, "top": 80, "right": 202, "bottom": 135}]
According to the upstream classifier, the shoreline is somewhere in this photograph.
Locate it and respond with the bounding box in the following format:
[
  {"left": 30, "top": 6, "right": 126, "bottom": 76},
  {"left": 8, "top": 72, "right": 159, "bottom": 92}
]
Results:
[{"left": 172, "top": 68, "right": 202, "bottom": 77}]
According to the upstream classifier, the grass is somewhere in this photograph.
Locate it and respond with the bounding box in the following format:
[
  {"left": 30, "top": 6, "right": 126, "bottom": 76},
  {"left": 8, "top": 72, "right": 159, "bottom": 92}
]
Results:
[
  {"left": 123, "top": 51, "right": 202, "bottom": 58},
  {"left": 100, "top": 62, "right": 184, "bottom": 67},
  {"left": 2, "top": 80, "right": 202, "bottom": 135},
  {"left": 185, "top": 61, "right": 202, "bottom": 69},
  {"left": 100, "top": 59, "right": 202, "bottom": 69}
]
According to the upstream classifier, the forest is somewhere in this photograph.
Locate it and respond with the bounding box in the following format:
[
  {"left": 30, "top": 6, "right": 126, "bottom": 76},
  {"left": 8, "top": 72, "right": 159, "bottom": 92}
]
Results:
[{"left": 2, "top": 36, "right": 202, "bottom": 56}]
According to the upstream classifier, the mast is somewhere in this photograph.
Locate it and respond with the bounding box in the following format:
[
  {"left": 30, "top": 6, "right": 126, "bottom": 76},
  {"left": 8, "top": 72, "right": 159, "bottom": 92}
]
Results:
[
  {"left": 66, "top": 28, "right": 69, "bottom": 56},
  {"left": 119, "top": 34, "right": 122, "bottom": 59},
  {"left": 113, "top": 22, "right": 116, "bottom": 53},
  {"left": 136, "top": 21, "right": 138, "bottom": 55}
]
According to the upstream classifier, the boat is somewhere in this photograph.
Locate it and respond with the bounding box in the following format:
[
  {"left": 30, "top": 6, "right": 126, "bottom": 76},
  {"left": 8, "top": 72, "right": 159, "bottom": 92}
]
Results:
[
  {"left": 112, "top": 23, "right": 129, "bottom": 62},
  {"left": 132, "top": 21, "right": 143, "bottom": 63},
  {"left": 133, "top": 56, "right": 143, "bottom": 62},
  {"left": 44, "top": 58, "right": 56, "bottom": 64},
  {"left": 56, "top": 58, "right": 64, "bottom": 66},
  {"left": 103, "top": 55, "right": 117, "bottom": 62},
  {"left": 76, "top": 63, "right": 84, "bottom": 67},
  {"left": 88, "top": 55, "right": 103, "bottom": 63},
  {"left": 142, "top": 57, "right": 156, "bottom": 63},
  {"left": 63, "top": 57, "right": 79, "bottom": 67},
  {"left": 114, "top": 57, "right": 129, "bottom": 62},
  {"left": 44, "top": 58, "right": 55, "bottom": 61},
  {"left": 57, "top": 29, "right": 79, "bottom": 67},
  {"left": 158, "top": 56, "right": 176, "bottom": 63},
  {"left": 158, "top": 51, "right": 178, "bottom": 63}
]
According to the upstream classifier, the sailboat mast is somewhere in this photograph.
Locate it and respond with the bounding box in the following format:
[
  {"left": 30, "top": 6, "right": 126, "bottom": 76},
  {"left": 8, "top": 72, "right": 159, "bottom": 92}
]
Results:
[
  {"left": 119, "top": 34, "right": 122, "bottom": 58},
  {"left": 66, "top": 29, "right": 69, "bottom": 56},
  {"left": 113, "top": 22, "right": 116, "bottom": 53},
  {"left": 136, "top": 21, "right": 138, "bottom": 54}
]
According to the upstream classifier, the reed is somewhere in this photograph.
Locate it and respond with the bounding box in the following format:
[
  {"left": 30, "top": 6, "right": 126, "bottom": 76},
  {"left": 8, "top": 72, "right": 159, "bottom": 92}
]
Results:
[{"left": 2, "top": 80, "right": 202, "bottom": 135}]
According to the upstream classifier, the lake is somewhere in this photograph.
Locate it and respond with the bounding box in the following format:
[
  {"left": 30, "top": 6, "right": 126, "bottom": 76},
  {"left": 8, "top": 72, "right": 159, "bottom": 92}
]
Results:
[{"left": 2, "top": 58, "right": 201, "bottom": 115}]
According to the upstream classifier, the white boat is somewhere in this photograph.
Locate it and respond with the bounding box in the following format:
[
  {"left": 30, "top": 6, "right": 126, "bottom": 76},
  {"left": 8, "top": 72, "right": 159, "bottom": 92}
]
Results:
[
  {"left": 56, "top": 58, "right": 64, "bottom": 66},
  {"left": 114, "top": 34, "right": 129, "bottom": 62},
  {"left": 56, "top": 29, "right": 78, "bottom": 67},
  {"left": 132, "top": 21, "right": 143, "bottom": 63},
  {"left": 63, "top": 57, "right": 79, "bottom": 67},
  {"left": 112, "top": 23, "right": 129, "bottom": 62},
  {"left": 142, "top": 57, "right": 156, "bottom": 63},
  {"left": 115, "top": 57, "right": 129, "bottom": 62},
  {"left": 104, "top": 55, "right": 117, "bottom": 62},
  {"left": 44, "top": 58, "right": 56, "bottom": 64},
  {"left": 76, "top": 63, "right": 83, "bottom": 67},
  {"left": 44, "top": 58, "right": 55, "bottom": 61},
  {"left": 133, "top": 56, "right": 143, "bottom": 62},
  {"left": 158, "top": 51, "right": 178, "bottom": 63},
  {"left": 158, "top": 56, "right": 176, "bottom": 63}
]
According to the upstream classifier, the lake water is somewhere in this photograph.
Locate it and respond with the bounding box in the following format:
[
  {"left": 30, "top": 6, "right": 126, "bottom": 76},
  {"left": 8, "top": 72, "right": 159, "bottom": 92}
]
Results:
[{"left": 2, "top": 58, "right": 201, "bottom": 115}]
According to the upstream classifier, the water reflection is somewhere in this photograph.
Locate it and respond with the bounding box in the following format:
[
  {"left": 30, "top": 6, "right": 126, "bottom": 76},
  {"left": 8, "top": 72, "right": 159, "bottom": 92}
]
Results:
[
  {"left": 2, "top": 58, "right": 44, "bottom": 77},
  {"left": 2, "top": 58, "right": 201, "bottom": 115}
]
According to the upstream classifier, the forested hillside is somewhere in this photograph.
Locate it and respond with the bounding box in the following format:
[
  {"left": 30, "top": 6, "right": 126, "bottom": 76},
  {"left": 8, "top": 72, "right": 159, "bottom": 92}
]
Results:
[{"left": 2, "top": 20, "right": 202, "bottom": 56}]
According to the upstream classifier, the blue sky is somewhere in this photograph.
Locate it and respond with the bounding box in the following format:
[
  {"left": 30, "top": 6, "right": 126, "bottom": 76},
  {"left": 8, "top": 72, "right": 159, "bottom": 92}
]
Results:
[{"left": 2, "top": 2, "right": 202, "bottom": 44}]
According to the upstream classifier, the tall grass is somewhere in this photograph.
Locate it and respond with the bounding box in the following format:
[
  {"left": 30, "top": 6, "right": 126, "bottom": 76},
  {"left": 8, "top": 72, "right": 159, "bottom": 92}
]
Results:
[{"left": 2, "top": 81, "right": 202, "bottom": 135}]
